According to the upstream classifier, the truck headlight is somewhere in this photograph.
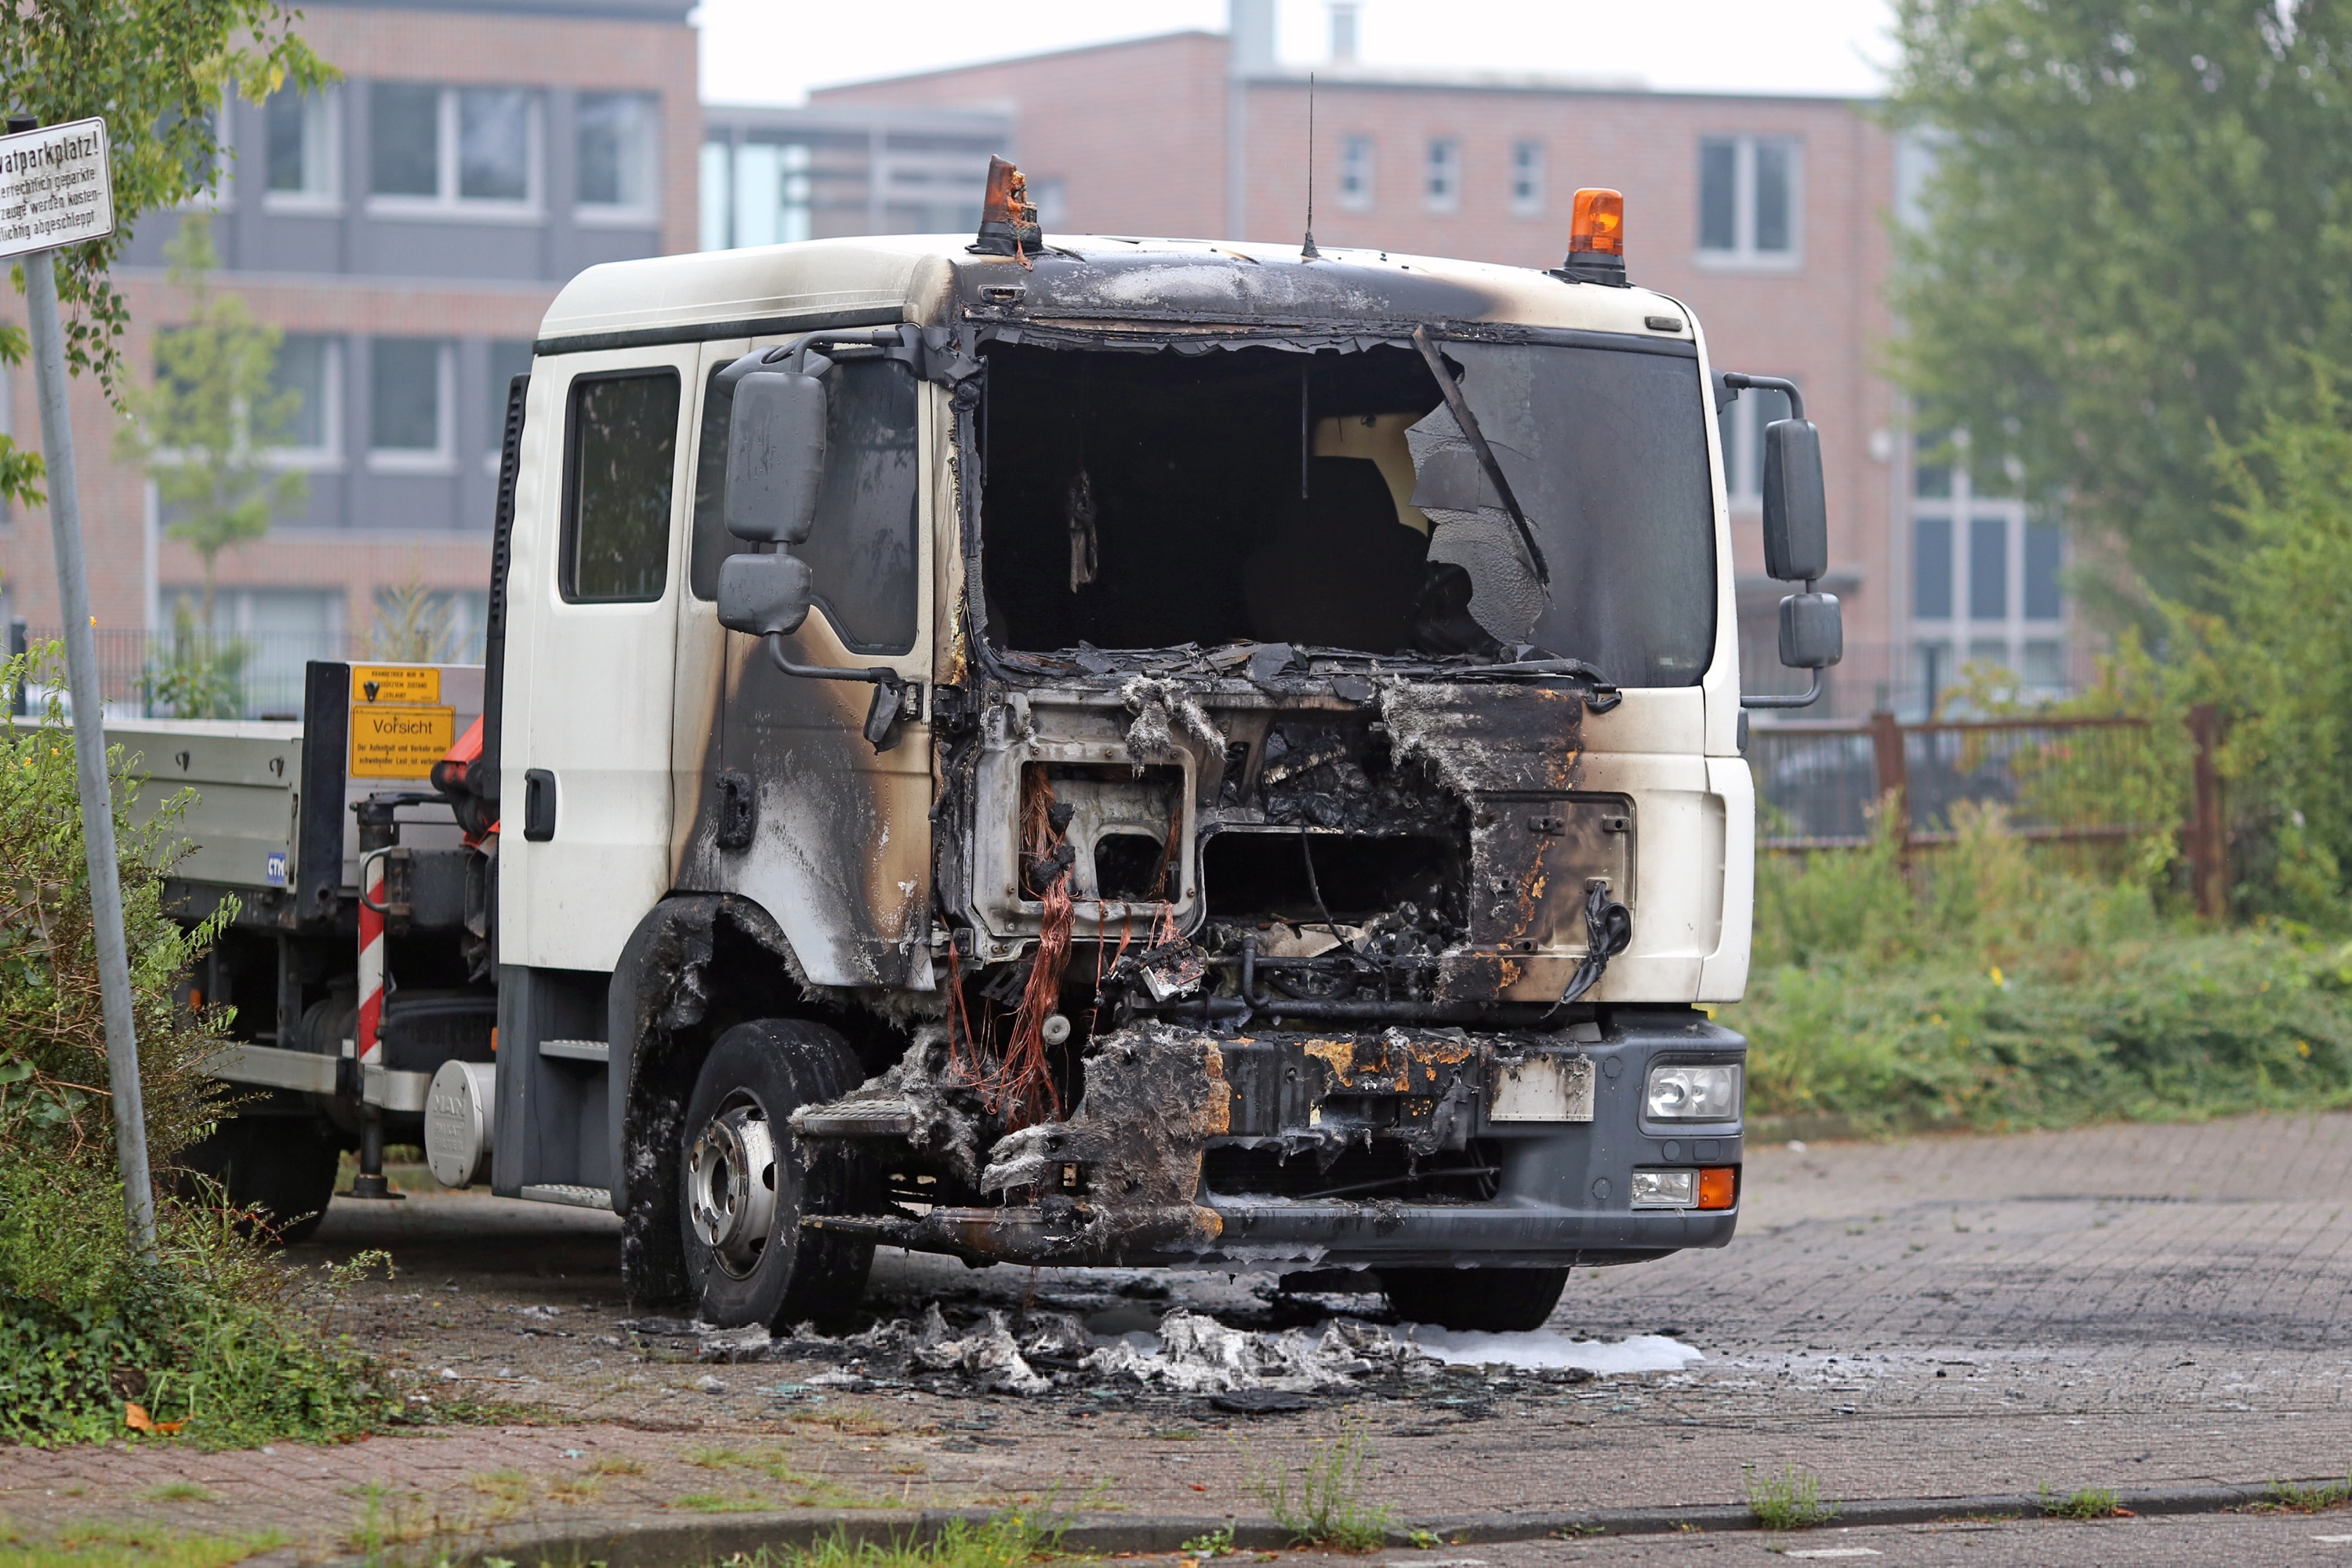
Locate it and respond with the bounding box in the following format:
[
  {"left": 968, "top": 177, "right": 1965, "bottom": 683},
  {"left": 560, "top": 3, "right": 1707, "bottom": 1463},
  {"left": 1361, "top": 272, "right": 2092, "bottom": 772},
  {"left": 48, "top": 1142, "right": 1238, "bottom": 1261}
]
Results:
[
  {"left": 1630, "top": 1169, "right": 1697, "bottom": 1209},
  {"left": 1645, "top": 1063, "right": 1740, "bottom": 1121}
]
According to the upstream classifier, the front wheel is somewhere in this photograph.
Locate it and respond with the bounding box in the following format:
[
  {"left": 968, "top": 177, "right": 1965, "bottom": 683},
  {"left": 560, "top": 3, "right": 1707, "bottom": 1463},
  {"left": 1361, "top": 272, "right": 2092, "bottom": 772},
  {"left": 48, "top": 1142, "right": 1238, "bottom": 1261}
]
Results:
[
  {"left": 680, "top": 1019, "right": 874, "bottom": 1330},
  {"left": 1381, "top": 1266, "right": 1570, "bottom": 1333}
]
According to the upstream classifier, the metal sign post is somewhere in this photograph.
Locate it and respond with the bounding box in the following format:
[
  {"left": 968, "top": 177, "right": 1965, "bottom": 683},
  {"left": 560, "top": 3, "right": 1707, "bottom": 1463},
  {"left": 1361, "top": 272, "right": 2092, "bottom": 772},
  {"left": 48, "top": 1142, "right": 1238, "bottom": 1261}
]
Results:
[{"left": 2, "top": 115, "right": 154, "bottom": 1254}]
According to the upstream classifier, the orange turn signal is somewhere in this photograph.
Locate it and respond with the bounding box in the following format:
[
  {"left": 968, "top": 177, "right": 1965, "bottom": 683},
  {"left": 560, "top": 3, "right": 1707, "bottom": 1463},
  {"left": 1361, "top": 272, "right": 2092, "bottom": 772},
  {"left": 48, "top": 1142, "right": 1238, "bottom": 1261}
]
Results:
[
  {"left": 1696, "top": 1166, "right": 1739, "bottom": 1210},
  {"left": 1570, "top": 187, "right": 1625, "bottom": 256}
]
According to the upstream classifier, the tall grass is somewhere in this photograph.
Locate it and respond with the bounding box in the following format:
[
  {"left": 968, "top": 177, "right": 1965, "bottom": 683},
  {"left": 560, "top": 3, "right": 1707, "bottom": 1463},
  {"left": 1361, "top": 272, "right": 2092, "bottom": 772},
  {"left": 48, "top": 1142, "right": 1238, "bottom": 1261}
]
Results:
[{"left": 1730, "top": 803, "right": 2352, "bottom": 1132}]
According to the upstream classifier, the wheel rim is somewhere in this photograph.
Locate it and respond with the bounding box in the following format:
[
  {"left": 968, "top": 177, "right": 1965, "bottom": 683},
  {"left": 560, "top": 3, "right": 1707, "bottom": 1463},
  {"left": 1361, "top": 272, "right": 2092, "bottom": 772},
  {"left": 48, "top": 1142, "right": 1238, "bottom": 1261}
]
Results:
[{"left": 687, "top": 1094, "right": 780, "bottom": 1279}]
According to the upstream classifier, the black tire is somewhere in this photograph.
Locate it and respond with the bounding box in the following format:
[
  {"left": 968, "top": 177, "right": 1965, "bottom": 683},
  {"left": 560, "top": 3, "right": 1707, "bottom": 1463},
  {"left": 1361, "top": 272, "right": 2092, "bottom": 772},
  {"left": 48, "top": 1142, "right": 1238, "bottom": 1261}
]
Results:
[
  {"left": 177, "top": 1115, "right": 343, "bottom": 1243},
  {"left": 680, "top": 1019, "right": 875, "bottom": 1330},
  {"left": 1381, "top": 1266, "right": 1570, "bottom": 1332}
]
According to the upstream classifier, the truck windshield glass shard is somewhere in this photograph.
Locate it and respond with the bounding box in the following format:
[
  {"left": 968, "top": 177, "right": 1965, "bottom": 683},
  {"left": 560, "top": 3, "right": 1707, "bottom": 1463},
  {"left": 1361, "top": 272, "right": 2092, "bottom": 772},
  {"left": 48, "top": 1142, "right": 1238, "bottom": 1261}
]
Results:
[
  {"left": 1646, "top": 1062, "right": 1741, "bottom": 1121},
  {"left": 692, "top": 357, "right": 919, "bottom": 655},
  {"left": 562, "top": 370, "right": 679, "bottom": 603}
]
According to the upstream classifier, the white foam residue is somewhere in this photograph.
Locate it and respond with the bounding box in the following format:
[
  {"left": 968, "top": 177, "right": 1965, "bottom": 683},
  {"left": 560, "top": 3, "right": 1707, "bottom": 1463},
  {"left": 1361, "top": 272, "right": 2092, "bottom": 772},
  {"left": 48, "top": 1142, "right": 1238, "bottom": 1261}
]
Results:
[{"left": 1399, "top": 1327, "right": 1704, "bottom": 1374}]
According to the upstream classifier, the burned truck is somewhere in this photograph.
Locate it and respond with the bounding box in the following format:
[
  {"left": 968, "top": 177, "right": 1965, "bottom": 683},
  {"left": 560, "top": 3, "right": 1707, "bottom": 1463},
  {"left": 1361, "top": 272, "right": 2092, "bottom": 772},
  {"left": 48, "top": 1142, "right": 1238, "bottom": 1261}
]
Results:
[{"left": 169, "top": 170, "right": 1839, "bottom": 1334}]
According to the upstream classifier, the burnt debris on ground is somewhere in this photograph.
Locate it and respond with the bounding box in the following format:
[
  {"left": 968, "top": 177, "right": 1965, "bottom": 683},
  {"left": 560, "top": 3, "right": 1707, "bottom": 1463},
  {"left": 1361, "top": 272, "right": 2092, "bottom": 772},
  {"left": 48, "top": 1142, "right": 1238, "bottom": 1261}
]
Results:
[{"left": 618, "top": 1276, "right": 1613, "bottom": 1405}]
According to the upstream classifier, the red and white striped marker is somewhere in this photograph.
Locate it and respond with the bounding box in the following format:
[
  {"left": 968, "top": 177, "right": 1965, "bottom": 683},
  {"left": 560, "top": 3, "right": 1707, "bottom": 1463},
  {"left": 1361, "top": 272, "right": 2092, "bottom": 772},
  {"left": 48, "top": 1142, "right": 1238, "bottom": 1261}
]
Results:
[{"left": 357, "top": 851, "right": 386, "bottom": 1068}]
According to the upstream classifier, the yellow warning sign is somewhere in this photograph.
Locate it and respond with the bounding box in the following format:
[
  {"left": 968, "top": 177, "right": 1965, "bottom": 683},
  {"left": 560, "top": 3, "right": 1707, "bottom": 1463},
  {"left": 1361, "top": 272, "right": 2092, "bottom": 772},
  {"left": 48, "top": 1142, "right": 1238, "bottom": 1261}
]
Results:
[
  {"left": 350, "top": 704, "right": 456, "bottom": 779},
  {"left": 352, "top": 665, "right": 441, "bottom": 706}
]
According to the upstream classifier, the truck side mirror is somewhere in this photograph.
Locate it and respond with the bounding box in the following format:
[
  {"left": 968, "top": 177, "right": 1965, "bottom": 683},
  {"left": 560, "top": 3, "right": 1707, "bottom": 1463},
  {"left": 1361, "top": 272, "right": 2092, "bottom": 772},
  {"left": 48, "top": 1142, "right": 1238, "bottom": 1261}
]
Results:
[
  {"left": 724, "top": 370, "right": 828, "bottom": 544},
  {"left": 1779, "top": 591, "right": 1843, "bottom": 670},
  {"left": 717, "top": 551, "right": 814, "bottom": 637},
  {"left": 1761, "top": 419, "right": 1828, "bottom": 581}
]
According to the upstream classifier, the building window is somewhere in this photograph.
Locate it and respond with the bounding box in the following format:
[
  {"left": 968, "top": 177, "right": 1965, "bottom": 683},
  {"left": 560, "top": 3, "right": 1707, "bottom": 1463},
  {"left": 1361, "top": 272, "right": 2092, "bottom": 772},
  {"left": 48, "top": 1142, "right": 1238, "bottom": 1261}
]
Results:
[
  {"left": 1908, "top": 429, "right": 2067, "bottom": 701},
  {"left": 562, "top": 371, "right": 679, "bottom": 604},
  {"left": 2024, "top": 521, "right": 2063, "bottom": 619},
  {"left": 368, "top": 586, "right": 490, "bottom": 662},
  {"left": 576, "top": 92, "right": 657, "bottom": 218},
  {"left": 1697, "top": 135, "right": 1800, "bottom": 263},
  {"left": 369, "top": 84, "right": 541, "bottom": 213},
  {"left": 270, "top": 335, "right": 340, "bottom": 467},
  {"left": 703, "top": 140, "right": 814, "bottom": 249},
  {"left": 1338, "top": 134, "right": 1374, "bottom": 212},
  {"left": 1913, "top": 514, "right": 1952, "bottom": 619},
  {"left": 264, "top": 89, "right": 336, "bottom": 208},
  {"left": 1968, "top": 516, "right": 2009, "bottom": 620},
  {"left": 1425, "top": 137, "right": 1459, "bottom": 212},
  {"left": 1717, "top": 379, "right": 1795, "bottom": 503},
  {"left": 369, "top": 338, "right": 452, "bottom": 469},
  {"left": 1510, "top": 140, "right": 1544, "bottom": 216}
]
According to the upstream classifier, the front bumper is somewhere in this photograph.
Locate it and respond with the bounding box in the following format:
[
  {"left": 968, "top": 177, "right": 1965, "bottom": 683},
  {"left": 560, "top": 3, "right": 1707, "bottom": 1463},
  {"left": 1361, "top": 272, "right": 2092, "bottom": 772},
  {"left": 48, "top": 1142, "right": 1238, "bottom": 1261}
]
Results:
[{"left": 809, "top": 1009, "right": 1746, "bottom": 1268}]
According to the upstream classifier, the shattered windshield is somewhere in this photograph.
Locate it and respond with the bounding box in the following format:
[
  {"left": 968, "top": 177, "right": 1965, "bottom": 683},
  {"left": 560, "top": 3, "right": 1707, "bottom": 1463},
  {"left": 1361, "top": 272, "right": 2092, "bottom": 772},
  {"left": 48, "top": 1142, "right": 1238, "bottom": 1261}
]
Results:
[{"left": 977, "top": 336, "right": 1716, "bottom": 687}]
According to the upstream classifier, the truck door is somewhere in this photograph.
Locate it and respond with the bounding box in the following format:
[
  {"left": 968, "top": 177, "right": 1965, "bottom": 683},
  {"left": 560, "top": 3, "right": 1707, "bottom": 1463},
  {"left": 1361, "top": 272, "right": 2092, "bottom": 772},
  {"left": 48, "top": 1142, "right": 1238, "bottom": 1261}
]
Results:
[
  {"left": 668, "top": 339, "right": 936, "bottom": 990},
  {"left": 501, "top": 348, "right": 695, "bottom": 972}
]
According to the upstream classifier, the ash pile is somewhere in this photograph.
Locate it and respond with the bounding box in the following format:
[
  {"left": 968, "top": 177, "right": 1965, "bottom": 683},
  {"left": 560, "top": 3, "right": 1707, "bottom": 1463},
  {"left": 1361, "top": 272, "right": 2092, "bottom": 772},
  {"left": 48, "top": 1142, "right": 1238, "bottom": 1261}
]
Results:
[{"left": 626, "top": 1301, "right": 1436, "bottom": 1398}]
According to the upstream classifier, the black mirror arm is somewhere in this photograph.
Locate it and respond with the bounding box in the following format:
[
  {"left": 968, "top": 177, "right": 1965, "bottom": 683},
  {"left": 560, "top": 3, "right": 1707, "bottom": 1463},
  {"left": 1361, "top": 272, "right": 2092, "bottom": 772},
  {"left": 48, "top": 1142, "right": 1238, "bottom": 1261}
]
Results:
[
  {"left": 1720, "top": 371, "right": 1806, "bottom": 421},
  {"left": 1411, "top": 326, "right": 1552, "bottom": 586},
  {"left": 1740, "top": 668, "right": 1823, "bottom": 710},
  {"left": 763, "top": 634, "right": 916, "bottom": 752}
]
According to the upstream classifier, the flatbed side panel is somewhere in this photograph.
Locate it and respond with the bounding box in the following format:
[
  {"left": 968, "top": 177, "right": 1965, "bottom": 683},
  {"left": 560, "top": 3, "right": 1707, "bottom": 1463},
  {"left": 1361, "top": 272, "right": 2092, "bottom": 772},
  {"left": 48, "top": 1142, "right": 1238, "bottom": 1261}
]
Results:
[{"left": 98, "top": 718, "right": 302, "bottom": 892}]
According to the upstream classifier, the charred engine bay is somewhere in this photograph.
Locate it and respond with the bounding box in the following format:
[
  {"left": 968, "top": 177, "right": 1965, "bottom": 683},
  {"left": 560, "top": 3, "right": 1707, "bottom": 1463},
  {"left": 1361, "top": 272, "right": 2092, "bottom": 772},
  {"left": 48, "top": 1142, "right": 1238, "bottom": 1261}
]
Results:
[{"left": 793, "top": 676, "right": 1639, "bottom": 1265}]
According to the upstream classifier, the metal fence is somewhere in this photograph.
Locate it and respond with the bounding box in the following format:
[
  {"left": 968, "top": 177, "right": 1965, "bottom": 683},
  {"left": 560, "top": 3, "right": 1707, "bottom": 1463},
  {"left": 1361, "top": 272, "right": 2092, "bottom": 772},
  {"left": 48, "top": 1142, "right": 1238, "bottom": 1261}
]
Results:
[
  {"left": 9, "top": 622, "right": 349, "bottom": 721},
  {"left": 1750, "top": 707, "right": 2230, "bottom": 914}
]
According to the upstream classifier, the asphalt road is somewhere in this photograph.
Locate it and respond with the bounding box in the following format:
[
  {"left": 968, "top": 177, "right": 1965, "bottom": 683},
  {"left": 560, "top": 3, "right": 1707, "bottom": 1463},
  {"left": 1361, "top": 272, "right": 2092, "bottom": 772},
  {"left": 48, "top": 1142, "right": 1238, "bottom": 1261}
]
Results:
[{"left": 13, "top": 1111, "right": 2352, "bottom": 1566}]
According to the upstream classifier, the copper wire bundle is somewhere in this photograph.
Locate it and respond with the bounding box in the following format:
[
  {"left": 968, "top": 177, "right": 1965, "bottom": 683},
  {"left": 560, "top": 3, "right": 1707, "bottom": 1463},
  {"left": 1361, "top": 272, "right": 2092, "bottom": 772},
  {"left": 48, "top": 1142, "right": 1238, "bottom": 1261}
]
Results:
[{"left": 947, "top": 772, "right": 1073, "bottom": 1127}]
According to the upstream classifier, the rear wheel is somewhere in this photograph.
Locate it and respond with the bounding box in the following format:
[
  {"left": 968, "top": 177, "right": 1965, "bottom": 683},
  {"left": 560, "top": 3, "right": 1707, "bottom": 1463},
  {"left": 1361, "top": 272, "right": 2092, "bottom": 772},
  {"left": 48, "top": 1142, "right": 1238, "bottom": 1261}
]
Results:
[
  {"left": 680, "top": 1019, "right": 874, "bottom": 1330},
  {"left": 178, "top": 1114, "right": 343, "bottom": 1243},
  {"left": 1381, "top": 1266, "right": 1570, "bottom": 1332}
]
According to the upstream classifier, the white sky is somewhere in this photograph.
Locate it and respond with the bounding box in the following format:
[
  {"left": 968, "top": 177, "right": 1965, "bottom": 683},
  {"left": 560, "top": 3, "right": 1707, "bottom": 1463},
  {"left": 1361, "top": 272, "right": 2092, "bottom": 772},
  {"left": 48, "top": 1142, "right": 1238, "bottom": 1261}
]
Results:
[{"left": 697, "top": 0, "right": 1899, "bottom": 107}]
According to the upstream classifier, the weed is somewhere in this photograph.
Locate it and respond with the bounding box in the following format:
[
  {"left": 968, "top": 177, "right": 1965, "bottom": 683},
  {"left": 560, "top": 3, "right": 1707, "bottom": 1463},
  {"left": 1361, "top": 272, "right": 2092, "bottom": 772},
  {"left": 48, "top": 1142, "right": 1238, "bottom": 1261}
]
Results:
[
  {"left": 1744, "top": 1464, "right": 1838, "bottom": 1531},
  {"left": 1243, "top": 1418, "right": 1395, "bottom": 1552},
  {"left": 2262, "top": 1473, "right": 2352, "bottom": 1512},
  {"left": 1405, "top": 1528, "right": 1443, "bottom": 1549},
  {"left": 685, "top": 1505, "right": 1073, "bottom": 1568},
  {"left": 786, "top": 1403, "right": 899, "bottom": 1437},
  {"left": 1180, "top": 1525, "right": 1236, "bottom": 1557},
  {"left": 889, "top": 1462, "right": 929, "bottom": 1476},
  {"left": 587, "top": 1454, "right": 646, "bottom": 1476},
  {"left": 675, "top": 1493, "right": 766, "bottom": 1514},
  {"left": 1150, "top": 1426, "right": 1200, "bottom": 1441},
  {"left": 0, "top": 1521, "right": 286, "bottom": 1568},
  {"left": 2040, "top": 1483, "right": 2122, "bottom": 1520},
  {"left": 677, "top": 1444, "right": 873, "bottom": 1508},
  {"left": 463, "top": 1468, "right": 536, "bottom": 1504},
  {"left": 137, "top": 1482, "right": 216, "bottom": 1504}
]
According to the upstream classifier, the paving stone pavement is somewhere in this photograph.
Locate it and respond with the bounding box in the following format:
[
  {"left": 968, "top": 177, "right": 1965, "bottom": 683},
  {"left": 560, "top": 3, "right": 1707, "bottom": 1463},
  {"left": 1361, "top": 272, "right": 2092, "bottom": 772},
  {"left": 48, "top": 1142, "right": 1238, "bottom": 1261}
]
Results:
[{"left": 8, "top": 1111, "right": 2352, "bottom": 1563}]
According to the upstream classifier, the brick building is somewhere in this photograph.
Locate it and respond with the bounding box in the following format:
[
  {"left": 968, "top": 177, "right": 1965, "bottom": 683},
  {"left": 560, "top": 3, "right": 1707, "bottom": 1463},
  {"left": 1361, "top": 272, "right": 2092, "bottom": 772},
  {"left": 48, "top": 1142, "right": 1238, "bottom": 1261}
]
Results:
[
  {"left": 2, "top": 0, "right": 699, "bottom": 710},
  {"left": 812, "top": 2, "right": 2078, "bottom": 715}
]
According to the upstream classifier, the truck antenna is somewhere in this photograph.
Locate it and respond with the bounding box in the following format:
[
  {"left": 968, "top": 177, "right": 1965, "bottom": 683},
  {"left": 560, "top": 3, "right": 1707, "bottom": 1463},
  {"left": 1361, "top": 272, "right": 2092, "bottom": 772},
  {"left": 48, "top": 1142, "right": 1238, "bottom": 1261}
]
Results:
[{"left": 1301, "top": 72, "right": 1323, "bottom": 260}]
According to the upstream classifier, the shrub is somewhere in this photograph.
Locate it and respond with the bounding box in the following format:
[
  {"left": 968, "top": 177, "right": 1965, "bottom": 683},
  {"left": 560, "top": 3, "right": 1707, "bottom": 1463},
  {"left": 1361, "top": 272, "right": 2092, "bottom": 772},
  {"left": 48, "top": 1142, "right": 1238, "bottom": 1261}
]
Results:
[
  {"left": 0, "top": 646, "right": 390, "bottom": 1446},
  {"left": 1733, "top": 804, "right": 2352, "bottom": 1132}
]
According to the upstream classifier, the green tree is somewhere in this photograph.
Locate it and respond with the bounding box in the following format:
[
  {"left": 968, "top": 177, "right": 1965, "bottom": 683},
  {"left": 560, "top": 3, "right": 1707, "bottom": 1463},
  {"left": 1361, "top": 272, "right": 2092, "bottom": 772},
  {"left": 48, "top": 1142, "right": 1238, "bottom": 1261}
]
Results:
[
  {"left": 1887, "top": 1, "right": 2352, "bottom": 608},
  {"left": 115, "top": 216, "right": 307, "bottom": 627},
  {"left": 0, "top": 0, "right": 332, "bottom": 508}
]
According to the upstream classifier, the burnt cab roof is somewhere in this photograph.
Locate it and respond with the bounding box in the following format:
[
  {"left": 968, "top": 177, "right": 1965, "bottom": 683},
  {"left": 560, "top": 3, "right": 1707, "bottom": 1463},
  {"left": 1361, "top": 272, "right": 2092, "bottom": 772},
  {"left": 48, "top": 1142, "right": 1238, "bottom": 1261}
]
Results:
[{"left": 534, "top": 234, "right": 1697, "bottom": 356}]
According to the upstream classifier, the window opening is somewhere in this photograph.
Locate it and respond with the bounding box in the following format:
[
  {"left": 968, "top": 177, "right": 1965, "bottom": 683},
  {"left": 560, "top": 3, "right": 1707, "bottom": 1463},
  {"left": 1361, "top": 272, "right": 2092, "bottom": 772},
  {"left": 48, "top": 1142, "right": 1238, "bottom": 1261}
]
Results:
[
  {"left": 975, "top": 337, "right": 1714, "bottom": 687},
  {"left": 562, "top": 370, "right": 679, "bottom": 604}
]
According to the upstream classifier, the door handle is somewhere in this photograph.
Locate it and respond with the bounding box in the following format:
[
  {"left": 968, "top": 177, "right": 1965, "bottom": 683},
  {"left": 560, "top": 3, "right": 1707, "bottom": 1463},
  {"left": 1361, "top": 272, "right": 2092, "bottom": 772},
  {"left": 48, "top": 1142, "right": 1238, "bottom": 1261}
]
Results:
[{"left": 523, "top": 768, "right": 557, "bottom": 841}]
